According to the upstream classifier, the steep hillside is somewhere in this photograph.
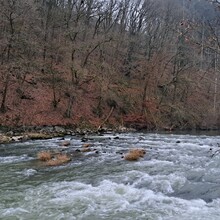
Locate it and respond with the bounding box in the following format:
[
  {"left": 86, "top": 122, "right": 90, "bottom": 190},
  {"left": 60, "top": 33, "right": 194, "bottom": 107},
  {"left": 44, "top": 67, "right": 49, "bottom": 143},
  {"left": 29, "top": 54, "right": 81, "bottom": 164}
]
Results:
[{"left": 0, "top": 0, "right": 220, "bottom": 130}]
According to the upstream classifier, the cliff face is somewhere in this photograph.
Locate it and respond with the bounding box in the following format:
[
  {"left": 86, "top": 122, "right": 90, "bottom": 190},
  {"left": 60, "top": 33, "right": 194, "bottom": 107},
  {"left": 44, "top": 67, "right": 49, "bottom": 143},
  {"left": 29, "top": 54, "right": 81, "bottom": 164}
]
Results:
[{"left": 0, "top": 0, "right": 220, "bottom": 130}]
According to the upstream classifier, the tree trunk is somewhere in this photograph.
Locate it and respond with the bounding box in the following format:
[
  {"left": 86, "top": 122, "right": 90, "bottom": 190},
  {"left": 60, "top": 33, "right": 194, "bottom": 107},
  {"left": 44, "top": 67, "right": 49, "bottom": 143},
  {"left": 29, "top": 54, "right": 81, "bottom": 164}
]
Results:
[{"left": 0, "top": 73, "right": 10, "bottom": 113}]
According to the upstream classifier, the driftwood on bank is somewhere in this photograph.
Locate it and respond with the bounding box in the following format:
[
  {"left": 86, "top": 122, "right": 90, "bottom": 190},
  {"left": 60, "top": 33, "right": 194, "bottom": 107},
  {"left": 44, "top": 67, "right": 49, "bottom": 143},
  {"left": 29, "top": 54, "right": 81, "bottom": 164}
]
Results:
[{"left": 97, "top": 107, "right": 114, "bottom": 131}]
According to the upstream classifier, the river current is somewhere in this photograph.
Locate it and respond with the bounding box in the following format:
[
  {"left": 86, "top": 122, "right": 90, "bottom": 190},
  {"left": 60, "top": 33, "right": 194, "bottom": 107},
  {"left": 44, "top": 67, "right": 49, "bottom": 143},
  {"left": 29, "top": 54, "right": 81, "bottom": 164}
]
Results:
[{"left": 1, "top": 132, "right": 220, "bottom": 220}]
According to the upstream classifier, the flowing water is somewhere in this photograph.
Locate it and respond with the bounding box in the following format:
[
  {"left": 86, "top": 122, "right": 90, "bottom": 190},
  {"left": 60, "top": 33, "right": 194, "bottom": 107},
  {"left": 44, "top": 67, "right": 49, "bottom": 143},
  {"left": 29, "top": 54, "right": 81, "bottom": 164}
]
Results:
[{"left": 1, "top": 132, "right": 220, "bottom": 220}]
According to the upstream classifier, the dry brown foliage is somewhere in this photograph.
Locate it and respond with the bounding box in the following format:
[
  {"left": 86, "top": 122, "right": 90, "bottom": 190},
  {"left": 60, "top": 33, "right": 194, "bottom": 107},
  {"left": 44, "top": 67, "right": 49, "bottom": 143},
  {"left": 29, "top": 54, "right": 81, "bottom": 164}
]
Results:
[
  {"left": 129, "top": 149, "right": 146, "bottom": 157},
  {"left": 124, "top": 148, "right": 146, "bottom": 161},
  {"left": 46, "top": 154, "right": 71, "bottom": 166},
  {"left": 37, "top": 151, "right": 52, "bottom": 161}
]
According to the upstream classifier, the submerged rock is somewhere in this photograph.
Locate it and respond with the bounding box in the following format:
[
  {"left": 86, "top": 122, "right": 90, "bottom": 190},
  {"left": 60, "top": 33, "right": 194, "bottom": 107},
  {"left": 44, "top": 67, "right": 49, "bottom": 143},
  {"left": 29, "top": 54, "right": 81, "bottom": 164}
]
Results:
[
  {"left": 82, "top": 143, "right": 91, "bottom": 148},
  {"left": 81, "top": 137, "right": 89, "bottom": 142},
  {"left": 81, "top": 148, "right": 91, "bottom": 152},
  {"left": 59, "top": 140, "right": 71, "bottom": 147}
]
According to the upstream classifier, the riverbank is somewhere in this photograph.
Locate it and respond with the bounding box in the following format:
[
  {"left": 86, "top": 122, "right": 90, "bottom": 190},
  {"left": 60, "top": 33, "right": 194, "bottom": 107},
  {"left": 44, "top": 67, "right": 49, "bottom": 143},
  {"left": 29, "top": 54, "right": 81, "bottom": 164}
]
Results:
[
  {"left": 1, "top": 124, "right": 220, "bottom": 145},
  {"left": 0, "top": 125, "right": 137, "bottom": 144}
]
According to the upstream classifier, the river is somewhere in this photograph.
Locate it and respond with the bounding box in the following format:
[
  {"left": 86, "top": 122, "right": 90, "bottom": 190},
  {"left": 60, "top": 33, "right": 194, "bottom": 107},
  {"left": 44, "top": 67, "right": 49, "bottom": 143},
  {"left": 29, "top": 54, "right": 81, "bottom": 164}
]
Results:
[{"left": 1, "top": 132, "right": 220, "bottom": 220}]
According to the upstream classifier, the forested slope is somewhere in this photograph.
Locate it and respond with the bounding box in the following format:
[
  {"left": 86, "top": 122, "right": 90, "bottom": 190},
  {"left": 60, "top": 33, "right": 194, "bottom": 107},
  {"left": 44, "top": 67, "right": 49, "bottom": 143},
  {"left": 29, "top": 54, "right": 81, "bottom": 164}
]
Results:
[{"left": 1, "top": 0, "right": 220, "bottom": 130}]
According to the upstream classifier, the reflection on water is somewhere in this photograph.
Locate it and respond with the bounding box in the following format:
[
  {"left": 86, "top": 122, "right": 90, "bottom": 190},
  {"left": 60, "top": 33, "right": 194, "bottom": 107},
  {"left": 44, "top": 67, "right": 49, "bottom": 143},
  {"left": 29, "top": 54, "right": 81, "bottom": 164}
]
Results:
[{"left": 1, "top": 132, "right": 220, "bottom": 220}]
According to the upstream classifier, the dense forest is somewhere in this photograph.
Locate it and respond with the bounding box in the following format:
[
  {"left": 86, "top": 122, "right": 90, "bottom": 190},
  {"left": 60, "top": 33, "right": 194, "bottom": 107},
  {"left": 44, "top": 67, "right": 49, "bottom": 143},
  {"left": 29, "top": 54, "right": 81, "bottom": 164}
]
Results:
[{"left": 1, "top": 0, "right": 220, "bottom": 130}]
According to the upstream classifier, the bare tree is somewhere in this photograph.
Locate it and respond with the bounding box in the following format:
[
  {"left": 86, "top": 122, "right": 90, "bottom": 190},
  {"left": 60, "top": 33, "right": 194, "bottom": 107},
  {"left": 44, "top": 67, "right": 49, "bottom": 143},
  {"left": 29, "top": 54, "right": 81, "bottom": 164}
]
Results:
[{"left": 0, "top": 0, "right": 35, "bottom": 112}]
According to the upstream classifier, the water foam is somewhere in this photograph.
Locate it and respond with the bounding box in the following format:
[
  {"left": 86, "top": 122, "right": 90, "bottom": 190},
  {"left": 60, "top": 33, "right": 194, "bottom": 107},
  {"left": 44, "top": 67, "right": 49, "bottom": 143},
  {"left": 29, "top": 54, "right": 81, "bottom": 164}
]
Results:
[
  {"left": 0, "top": 155, "right": 32, "bottom": 164},
  {"left": 1, "top": 133, "right": 220, "bottom": 220},
  {"left": 20, "top": 168, "right": 38, "bottom": 177},
  {"left": 17, "top": 180, "right": 220, "bottom": 219}
]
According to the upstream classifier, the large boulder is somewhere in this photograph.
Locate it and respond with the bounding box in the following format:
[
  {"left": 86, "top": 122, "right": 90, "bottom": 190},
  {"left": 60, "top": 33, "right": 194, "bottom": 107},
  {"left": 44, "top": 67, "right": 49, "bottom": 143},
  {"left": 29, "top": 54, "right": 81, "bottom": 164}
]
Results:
[{"left": 0, "top": 135, "right": 12, "bottom": 144}]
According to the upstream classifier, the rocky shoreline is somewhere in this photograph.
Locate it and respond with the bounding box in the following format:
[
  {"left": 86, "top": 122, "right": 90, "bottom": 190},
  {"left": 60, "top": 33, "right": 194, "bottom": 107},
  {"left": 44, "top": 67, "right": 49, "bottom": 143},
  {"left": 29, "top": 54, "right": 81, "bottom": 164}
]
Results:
[
  {"left": 0, "top": 125, "right": 136, "bottom": 144},
  {"left": 1, "top": 125, "right": 219, "bottom": 144}
]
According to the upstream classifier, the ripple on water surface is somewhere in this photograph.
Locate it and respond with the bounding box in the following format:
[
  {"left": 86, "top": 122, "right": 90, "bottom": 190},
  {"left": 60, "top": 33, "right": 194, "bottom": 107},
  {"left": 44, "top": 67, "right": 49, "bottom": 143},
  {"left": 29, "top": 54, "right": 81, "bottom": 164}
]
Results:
[
  {"left": 1, "top": 180, "right": 220, "bottom": 220},
  {"left": 0, "top": 155, "right": 32, "bottom": 164},
  {"left": 1, "top": 132, "right": 220, "bottom": 220}
]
